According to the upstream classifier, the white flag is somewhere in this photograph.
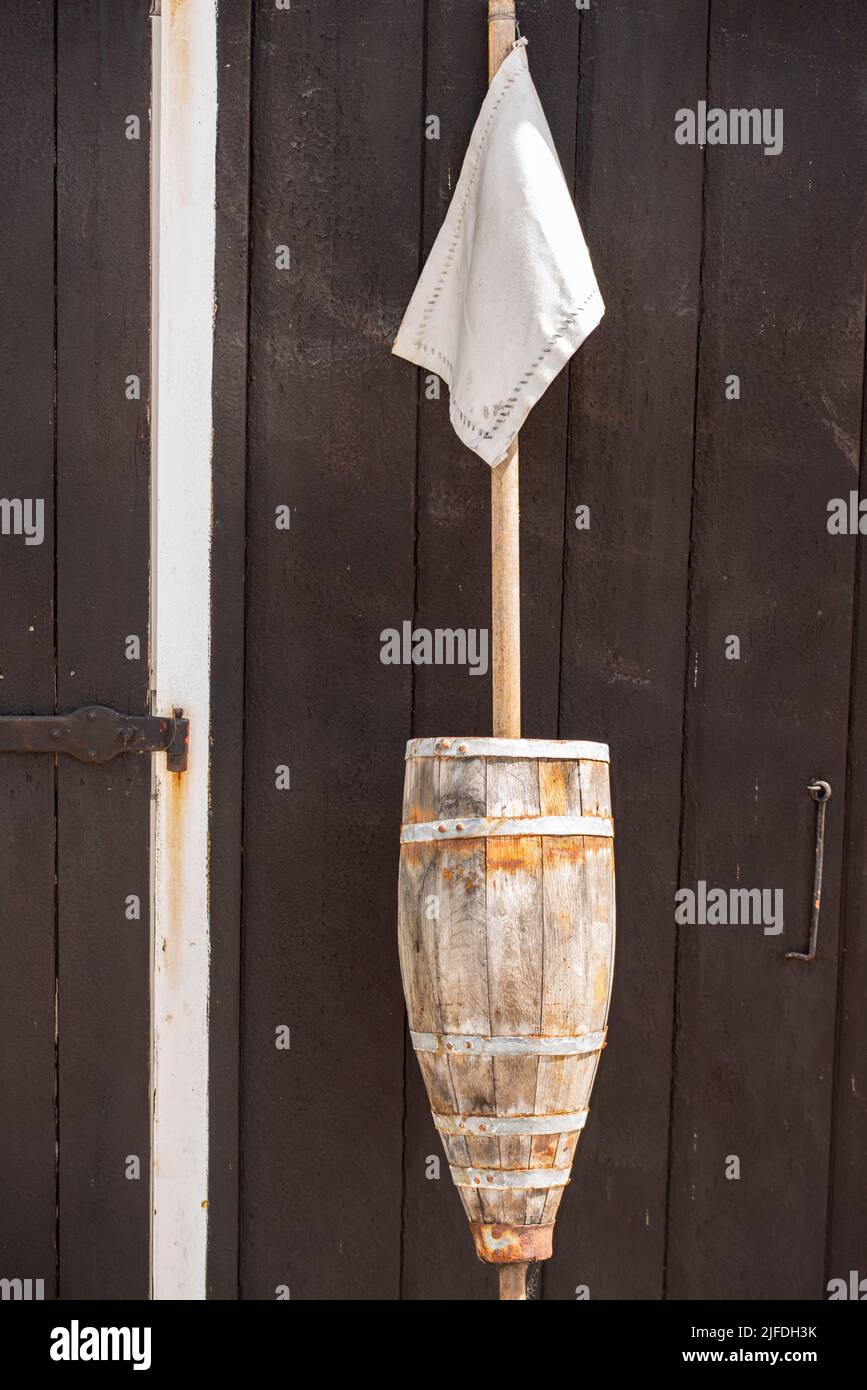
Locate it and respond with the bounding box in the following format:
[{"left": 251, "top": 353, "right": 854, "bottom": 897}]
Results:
[{"left": 392, "top": 38, "right": 604, "bottom": 468}]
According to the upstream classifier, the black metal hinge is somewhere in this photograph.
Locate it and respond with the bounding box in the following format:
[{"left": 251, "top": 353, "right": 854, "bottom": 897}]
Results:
[{"left": 0, "top": 705, "right": 189, "bottom": 773}]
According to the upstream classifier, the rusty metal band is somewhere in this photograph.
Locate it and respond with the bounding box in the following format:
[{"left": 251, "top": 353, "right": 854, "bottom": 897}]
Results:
[
  {"left": 406, "top": 736, "right": 609, "bottom": 762},
  {"left": 411, "top": 1030, "right": 606, "bottom": 1057},
  {"left": 451, "top": 1166, "right": 571, "bottom": 1190},
  {"left": 400, "top": 814, "right": 614, "bottom": 843},
  {"left": 433, "top": 1110, "right": 588, "bottom": 1137},
  {"left": 471, "top": 1222, "right": 555, "bottom": 1264}
]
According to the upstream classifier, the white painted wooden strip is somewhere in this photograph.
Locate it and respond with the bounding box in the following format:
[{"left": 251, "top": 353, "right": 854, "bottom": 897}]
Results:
[
  {"left": 433, "top": 1110, "right": 588, "bottom": 1137},
  {"left": 450, "top": 1166, "right": 572, "bottom": 1190},
  {"left": 406, "top": 736, "right": 609, "bottom": 762},
  {"left": 149, "top": 0, "right": 216, "bottom": 1302},
  {"left": 401, "top": 814, "right": 614, "bottom": 843},
  {"left": 411, "top": 1029, "right": 607, "bottom": 1056}
]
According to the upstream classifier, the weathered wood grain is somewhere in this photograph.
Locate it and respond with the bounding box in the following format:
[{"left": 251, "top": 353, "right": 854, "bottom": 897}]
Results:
[
  {"left": 434, "top": 843, "right": 488, "bottom": 1037},
  {"left": 400, "top": 745, "right": 615, "bottom": 1263},
  {"left": 0, "top": 0, "right": 57, "bottom": 1290},
  {"left": 403, "top": 753, "right": 440, "bottom": 826},
  {"left": 490, "top": 835, "right": 543, "bottom": 1226},
  {"left": 240, "top": 0, "right": 424, "bottom": 1299},
  {"left": 401, "top": 829, "right": 485, "bottom": 1223},
  {"left": 828, "top": 318, "right": 867, "bottom": 1287},
  {"left": 668, "top": 0, "right": 865, "bottom": 1300},
  {"left": 437, "top": 756, "right": 486, "bottom": 822},
  {"left": 540, "top": 839, "right": 592, "bottom": 1039},
  {"left": 484, "top": 757, "right": 543, "bottom": 1220},
  {"left": 398, "top": 843, "right": 442, "bottom": 1037},
  {"left": 55, "top": 0, "right": 152, "bottom": 1300},
  {"left": 208, "top": 0, "right": 252, "bottom": 1300},
  {"left": 551, "top": 0, "right": 708, "bottom": 1301}
]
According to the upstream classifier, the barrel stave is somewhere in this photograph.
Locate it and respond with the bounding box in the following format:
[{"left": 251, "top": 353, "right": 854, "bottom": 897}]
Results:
[
  {"left": 437, "top": 755, "right": 486, "bottom": 820},
  {"left": 402, "top": 750, "right": 440, "bottom": 824},
  {"left": 435, "top": 842, "right": 487, "bottom": 1032}
]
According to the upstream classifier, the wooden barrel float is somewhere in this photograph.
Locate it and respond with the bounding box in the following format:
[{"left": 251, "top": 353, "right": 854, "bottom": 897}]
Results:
[{"left": 398, "top": 736, "right": 615, "bottom": 1272}]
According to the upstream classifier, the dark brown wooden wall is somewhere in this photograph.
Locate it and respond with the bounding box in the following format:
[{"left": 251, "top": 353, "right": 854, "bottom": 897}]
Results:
[
  {"left": 2, "top": 0, "right": 865, "bottom": 1304},
  {"left": 0, "top": 0, "right": 152, "bottom": 1299},
  {"left": 217, "top": 0, "right": 867, "bottom": 1301}
]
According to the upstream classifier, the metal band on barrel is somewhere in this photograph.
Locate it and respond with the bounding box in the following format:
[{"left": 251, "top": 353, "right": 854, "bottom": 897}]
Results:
[
  {"left": 406, "top": 737, "right": 609, "bottom": 762},
  {"left": 400, "top": 814, "right": 613, "bottom": 844},
  {"left": 411, "top": 1030, "right": 606, "bottom": 1057},
  {"left": 451, "top": 1166, "right": 572, "bottom": 1190},
  {"left": 433, "top": 1110, "right": 588, "bottom": 1137}
]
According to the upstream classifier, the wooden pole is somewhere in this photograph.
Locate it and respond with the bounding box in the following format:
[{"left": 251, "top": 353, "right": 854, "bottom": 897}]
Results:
[
  {"left": 489, "top": 0, "right": 525, "bottom": 1306},
  {"left": 488, "top": 2, "right": 521, "bottom": 742},
  {"left": 499, "top": 1261, "right": 529, "bottom": 1301}
]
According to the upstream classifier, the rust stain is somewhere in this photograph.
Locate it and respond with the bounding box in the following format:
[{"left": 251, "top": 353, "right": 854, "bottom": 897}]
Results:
[
  {"left": 470, "top": 1221, "right": 554, "bottom": 1264},
  {"left": 543, "top": 838, "right": 587, "bottom": 862},
  {"left": 161, "top": 767, "right": 189, "bottom": 989},
  {"left": 532, "top": 1139, "right": 557, "bottom": 1164},
  {"left": 166, "top": 0, "right": 193, "bottom": 181},
  {"left": 483, "top": 851, "right": 545, "bottom": 874}
]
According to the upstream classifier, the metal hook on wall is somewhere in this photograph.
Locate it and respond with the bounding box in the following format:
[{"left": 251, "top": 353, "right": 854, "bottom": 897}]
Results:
[{"left": 785, "top": 779, "right": 832, "bottom": 963}]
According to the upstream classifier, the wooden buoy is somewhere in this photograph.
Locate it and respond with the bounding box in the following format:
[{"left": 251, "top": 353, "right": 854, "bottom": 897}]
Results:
[{"left": 398, "top": 737, "right": 615, "bottom": 1297}]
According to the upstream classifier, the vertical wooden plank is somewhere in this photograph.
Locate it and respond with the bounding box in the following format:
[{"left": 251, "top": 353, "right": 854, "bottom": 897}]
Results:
[
  {"left": 241, "top": 0, "right": 423, "bottom": 1299},
  {"left": 485, "top": 760, "right": 541, "bottom": 1227},
  {"left": 150, "top": 0, "right": 218, "bottom": 1300},
  {"left": 208, "top": 0, "right": 252, "bottom": 1301},
  {"left": 435, "top": 767, "right": 499, "bottom": 1225},
  {"left": 535, "top": 763, "right": 613, "bottom": 1230},
  {"left": 55, "top": 0, "right": 152, "bottom": 1298},
  {"left": 552, "top": 0, "right": 708, "bottom": 1300},
  {"left": 398, "top": 824, "right": 484, "bottom": 1224},
  {"left": 432, "top": 761, "right": 489, "bottom": 1044},
  {"left": 668, "top": 0, "right": 866, "bottom": 1299},
  {"left": 827, "top": 392, "right": 867, "bottom": 1285},
  {"left": 0, "top": 0, "right": 57, "bottom": 1295}
]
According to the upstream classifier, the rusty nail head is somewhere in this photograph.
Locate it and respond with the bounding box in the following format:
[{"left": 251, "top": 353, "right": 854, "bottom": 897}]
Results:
[
  {"left": 456, "top": 822, "right": 464, "bottom": 831},
  {"left": 459, "top": 743, "right": 468, "bottom": 752},
  {"left": 438, "top": 823, "right": 446, "bottom": 833}
]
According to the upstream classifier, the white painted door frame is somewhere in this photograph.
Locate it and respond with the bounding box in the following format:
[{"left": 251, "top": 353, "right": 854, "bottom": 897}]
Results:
[{"left": 149, "top": 0, "right": 218, "bottom": 1300}]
